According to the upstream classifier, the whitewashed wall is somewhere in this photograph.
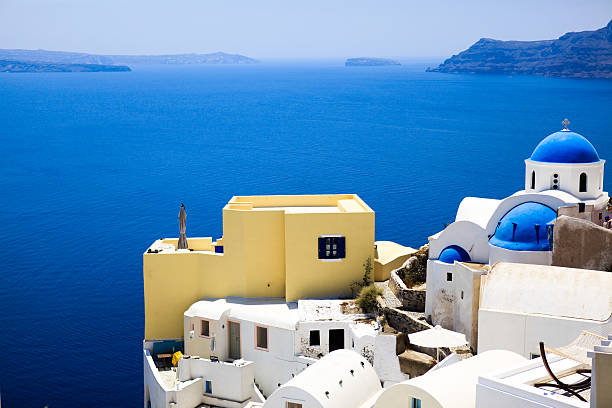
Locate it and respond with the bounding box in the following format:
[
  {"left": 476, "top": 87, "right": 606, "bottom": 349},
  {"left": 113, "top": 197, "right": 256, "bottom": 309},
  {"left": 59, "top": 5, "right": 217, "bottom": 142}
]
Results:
[
  {"left": 428, "top": 221, "right": 489, "bottom": 263},
  {"left": 478, "top": 309, "right": 612, "bottom": 358},
  {"left": 425, "top": 261, "right": 486, "bottom": 350},
  {"left": 524, "top": 159, "right": 605, "bottom": 202},
  {"left": 178, "top": 358, "right": 254, "bottom": 402},
  {"left": 488, "top": 244, "right": 551, "bottom": 266},
  {"left": 143, "top": 349, "right": 173, "bottom": 408}
]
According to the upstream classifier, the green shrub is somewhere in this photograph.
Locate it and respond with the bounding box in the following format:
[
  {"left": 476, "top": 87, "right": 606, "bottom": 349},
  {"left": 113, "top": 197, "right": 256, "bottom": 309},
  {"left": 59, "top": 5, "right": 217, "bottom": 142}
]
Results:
[{"left": 356, "top": 284, "right": 383, "bottom": 313}]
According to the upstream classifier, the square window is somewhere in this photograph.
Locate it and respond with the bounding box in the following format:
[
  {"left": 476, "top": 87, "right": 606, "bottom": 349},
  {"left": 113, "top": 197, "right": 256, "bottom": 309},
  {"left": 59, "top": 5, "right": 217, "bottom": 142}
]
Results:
[
  {"left": 309, "top": 330, "right": 320, "bottom": 346},
  {"left": 446, "top": 272, "right": 452, "bottom": 282},
  {"left": 318, "top": 236, "right": 346, "bottom": 259},
  {"left": 256, "top": 326, "right": 268, "bottom": 350},
  {"left": 200, "top": 320, "right": 210, "bottom": 337}
]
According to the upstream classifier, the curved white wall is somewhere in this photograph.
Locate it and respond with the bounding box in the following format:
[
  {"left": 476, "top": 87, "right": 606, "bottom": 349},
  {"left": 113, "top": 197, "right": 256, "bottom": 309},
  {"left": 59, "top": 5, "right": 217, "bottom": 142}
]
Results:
[
  {"left": 524, "top": 159, "right": 605, "bottom": 201},
  {"left": 429, "top": 221, "right": 489, "bottom": 264},
  {"left": 488, "top": 244, "right": 551, "bottom": 266},
  {"left": 483, "top": 193, "right": 571, "bottom": 239}
]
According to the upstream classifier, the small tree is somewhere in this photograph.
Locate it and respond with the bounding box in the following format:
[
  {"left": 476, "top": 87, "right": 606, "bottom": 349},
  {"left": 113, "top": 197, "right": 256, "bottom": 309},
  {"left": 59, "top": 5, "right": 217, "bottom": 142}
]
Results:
[
  {"left": 351, "top": 257, "right": 374, "bottom": 296},
  {"left": 362, "top": 257, "right": 373, "bottom": 287}
]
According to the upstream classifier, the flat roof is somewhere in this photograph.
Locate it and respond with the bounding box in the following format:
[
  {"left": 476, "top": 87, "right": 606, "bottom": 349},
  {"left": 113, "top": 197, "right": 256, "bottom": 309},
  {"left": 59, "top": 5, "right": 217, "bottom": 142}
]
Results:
[
  {"left": 481, "top": 263, "right": 612, "bottom": 321},
  {"left": 226, "top": 194, "right": 373, "bottom": 213}
]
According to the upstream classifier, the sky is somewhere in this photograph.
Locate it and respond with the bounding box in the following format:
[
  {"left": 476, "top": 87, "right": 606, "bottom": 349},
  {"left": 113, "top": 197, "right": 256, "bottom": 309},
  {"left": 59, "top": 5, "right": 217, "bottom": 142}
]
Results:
[{"left": 0, "top": 0, "right": 611, "bottom": 59}]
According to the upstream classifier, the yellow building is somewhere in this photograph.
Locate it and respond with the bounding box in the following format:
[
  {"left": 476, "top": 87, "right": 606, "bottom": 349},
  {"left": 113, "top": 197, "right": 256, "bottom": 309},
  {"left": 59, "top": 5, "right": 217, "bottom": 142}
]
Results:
[{"left": 143, "top": 194, "right": 375, "bottom": 340}]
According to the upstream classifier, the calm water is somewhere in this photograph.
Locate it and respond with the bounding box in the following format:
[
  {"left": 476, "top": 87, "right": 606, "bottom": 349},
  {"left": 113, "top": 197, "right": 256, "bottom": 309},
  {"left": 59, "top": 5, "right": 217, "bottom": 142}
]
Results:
[{"left": 0, "top": 62, "right": 611, "bottom": 407}]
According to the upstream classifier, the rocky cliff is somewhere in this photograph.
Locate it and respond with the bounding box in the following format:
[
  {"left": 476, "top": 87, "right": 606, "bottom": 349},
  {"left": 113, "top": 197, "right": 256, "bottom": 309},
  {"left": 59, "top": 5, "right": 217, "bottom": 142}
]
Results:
[
  {"left": 428, "top": 19, "right": 612, "bottom": 79},
  {"left": 0, "top": 59, "right": 131, "bottom": 73},
  {"left": 0, "top": 49, "right": 258, "bottom": 66}
]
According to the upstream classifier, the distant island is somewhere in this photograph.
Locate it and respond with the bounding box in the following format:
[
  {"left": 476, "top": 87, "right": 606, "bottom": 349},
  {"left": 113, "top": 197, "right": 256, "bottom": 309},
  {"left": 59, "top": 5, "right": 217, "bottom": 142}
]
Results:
[
  {"left": 0, "top": 49, "right": 258, "bottom": 73},
  {"left": 427, "top": 19, "right": 612, "bottom": 79},
  {"left": 345, "top": 57, "right": 401, "bottom": 67},
  {"left": 0, "top": 59, "right": 131, "bottom": 73}
]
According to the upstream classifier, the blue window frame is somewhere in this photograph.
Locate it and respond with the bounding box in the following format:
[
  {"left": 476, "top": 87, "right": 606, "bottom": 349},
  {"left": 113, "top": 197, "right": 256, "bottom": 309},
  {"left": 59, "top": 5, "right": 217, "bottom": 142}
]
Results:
[
  {"left": 410, "top": 397, "right": 421, "bottom": 408},
  {"left": 205, "top": 380, "right": 212, "bottom": 394},
  {"left": 318, "top": 236, "right": 346, "bottom": 259}
]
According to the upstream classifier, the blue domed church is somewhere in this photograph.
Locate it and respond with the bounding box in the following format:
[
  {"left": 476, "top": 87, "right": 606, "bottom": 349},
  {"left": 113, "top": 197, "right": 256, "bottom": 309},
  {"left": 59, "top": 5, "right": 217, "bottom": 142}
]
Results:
[{"left": 424, "top": 121, "right": 608, "bottom": 341}]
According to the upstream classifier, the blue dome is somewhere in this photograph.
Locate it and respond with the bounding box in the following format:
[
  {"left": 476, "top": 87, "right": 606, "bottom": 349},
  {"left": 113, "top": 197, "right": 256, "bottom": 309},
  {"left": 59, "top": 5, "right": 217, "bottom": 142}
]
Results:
[
  {"left": 489, "top": 202, "right": 556, "bottom": 251},
  {"left": 530, "top": 130, "right": 600, "bottom": 163},
  {"left": 438, "top": 245, "right": 471, "bottom": 263}
]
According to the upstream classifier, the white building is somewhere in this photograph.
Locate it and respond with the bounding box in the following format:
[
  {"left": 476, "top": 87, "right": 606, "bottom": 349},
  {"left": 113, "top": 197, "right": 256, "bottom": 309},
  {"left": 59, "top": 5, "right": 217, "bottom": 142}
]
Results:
[
  {"left": 373, "top": 350, "right": 527, "bottom": 408},
  {"left": 264, "top": 349, "right": 383, "bottom": 408},
  {"left": 425, "top": 125, "right": 609, "bottom": 347},
  {"left": 179, "top": 297, "right": 403, "bottom": 399},
  {"left": 477, "top": 263, "right": 612, "bottom": 358}
]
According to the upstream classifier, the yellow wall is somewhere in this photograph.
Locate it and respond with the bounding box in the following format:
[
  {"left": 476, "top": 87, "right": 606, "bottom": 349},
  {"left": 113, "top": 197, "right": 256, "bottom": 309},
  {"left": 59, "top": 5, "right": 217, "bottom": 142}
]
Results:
[
  {"left": 284, "top": 212, "right": 375, "bottom": 301},
  {"left": 143, "top": 194, "right": 375, "bottom": 340}
]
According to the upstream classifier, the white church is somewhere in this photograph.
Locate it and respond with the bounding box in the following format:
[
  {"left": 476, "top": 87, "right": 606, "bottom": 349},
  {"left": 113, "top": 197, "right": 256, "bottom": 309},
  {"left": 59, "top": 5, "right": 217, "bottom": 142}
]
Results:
[{"left": 425, "top": 121, "right": 609, "bottom": 349}]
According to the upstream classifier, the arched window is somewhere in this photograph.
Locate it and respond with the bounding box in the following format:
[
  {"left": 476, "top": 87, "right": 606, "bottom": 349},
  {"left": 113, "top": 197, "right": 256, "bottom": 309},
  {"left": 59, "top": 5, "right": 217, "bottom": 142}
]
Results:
[
  {"left": 531, "top": 171, "right": 536, "bottom": 189},
  {"left": 579, "top": 173, "right": 587, "bottom": 193}
]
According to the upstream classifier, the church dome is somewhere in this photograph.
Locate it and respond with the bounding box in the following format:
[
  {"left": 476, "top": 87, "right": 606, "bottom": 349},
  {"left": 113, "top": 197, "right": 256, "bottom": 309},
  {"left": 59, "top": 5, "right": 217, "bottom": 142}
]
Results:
[
  {"left": 489, "top": 202, "right": 556, "bottom": 251},
  {"left": 530, "top": 130, "right": 600, "bottom": 163},
  {"left": 438, "top": 245, "right": 471, "bottom": 263}
]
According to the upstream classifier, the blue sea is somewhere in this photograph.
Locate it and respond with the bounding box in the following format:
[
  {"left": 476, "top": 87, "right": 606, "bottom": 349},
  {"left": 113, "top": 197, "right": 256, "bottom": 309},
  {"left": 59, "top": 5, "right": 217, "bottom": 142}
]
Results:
[{"left": 0, "top": 62, "right": 611, "bottom": 407}]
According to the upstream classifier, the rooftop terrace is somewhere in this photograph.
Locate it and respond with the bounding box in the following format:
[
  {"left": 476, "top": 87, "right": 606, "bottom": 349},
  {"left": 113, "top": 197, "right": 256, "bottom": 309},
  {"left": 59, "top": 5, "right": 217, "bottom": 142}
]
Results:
[{"left": 226, "top": 194, "right": 373, "bottom": 213}]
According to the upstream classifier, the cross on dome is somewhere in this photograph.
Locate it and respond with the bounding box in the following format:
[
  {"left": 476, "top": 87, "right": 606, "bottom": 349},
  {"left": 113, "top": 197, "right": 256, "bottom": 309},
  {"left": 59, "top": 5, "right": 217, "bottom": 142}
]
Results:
[{"left": 562, "top": 118, "right": 570, "bottom": 131}]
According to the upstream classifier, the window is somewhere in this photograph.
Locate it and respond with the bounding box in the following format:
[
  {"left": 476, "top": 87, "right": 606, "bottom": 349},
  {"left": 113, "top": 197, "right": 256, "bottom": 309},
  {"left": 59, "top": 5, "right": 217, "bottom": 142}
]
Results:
[
  {"left": 446, "top": 272, "right": 453, "bottom": 282},
  {"left": 410, "top": 397, "right": 422, "bottom": 408},
  {"left": 530, "top": 353, "right": 541, "bottom": 360},
  {"left": 205, "top": 380, "right": 212, "bottom": 394},
  {"left": 318, "top": 236, "right": 346, "bottom": 259},
  {"left": 256, "top": 326, "right": 268, "bottom": 350},
  {"left": 200, "top": 320, "right": 210, "bottom": 337},
  {"left": 309, "top": 330, "right": 320, "bottom": 346},
  {"left": 579, "top": 173, "right": 587, "bottom": 193},
  {"left": 286, "top": 402, "right": 303, "bottom": 408},
  {"left": 531, "top": 170, "right": 536, "bottom": 189},
  {"left": 460, "top": 290, "right": 464, "bottom": 300}
]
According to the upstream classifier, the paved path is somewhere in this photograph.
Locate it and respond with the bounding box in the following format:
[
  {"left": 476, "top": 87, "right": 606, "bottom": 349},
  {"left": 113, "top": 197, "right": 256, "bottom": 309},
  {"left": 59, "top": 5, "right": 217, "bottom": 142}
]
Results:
[{"left": 375, "top": 281, "right": 402, "bottom": 309}]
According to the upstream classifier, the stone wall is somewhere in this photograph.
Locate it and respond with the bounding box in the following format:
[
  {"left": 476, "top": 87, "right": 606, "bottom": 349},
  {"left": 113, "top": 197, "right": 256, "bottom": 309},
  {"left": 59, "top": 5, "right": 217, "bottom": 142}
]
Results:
[
  {"left": 384, "top": 307, "right": 432, "bottom": 335},
  {"left": 552, "top": 215, "right": 612, "bottom": 271},
  {"left": 388, "top": 270, "right": 426, "bottom": 312}
]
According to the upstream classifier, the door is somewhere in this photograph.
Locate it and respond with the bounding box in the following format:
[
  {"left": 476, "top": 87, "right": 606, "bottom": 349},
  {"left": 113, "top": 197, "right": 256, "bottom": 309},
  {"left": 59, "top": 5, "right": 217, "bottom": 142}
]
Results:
[
  {"left": 329, "top": 329, "right": 344, "bottom": 352},
  {"left": 228, "top": 321, "right": 241, "bottom": 360}
]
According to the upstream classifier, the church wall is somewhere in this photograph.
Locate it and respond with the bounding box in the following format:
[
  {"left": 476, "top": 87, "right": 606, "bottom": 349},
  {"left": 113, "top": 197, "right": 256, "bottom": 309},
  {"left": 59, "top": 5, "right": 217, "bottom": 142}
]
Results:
[
  {"left": 524, "top": 159, "right": 605, "bottom": 201},
  {"left": 488, "top": 244, "right": 551, "bottom": 266},
  {"left": 428, "top": 221, "right": 489, "bottom": 263}
]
